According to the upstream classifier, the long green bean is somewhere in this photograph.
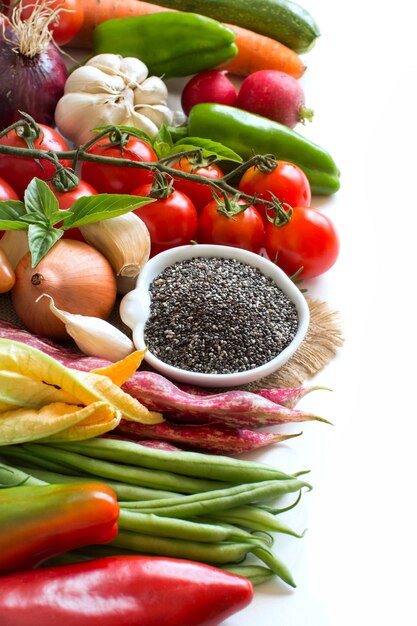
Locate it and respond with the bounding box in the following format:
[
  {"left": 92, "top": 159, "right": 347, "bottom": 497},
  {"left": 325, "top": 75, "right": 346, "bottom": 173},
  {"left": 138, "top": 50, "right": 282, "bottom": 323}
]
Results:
[
  {"left": 111, "top": 530, "right": 295, "bottom": 587},
  {"left": 118, "top": 510, "right": 266, "bottom": 545},
  {"left": 48, "top": 438, "right": 301, "bottom": 483},
  {"left": 0, "top": 446, "right": 79, "bottom": 475},
  {"left": 119, "top": 478, "right": 310, "bottom": 519},
  {"left": 18, "top": 444, "right": 231, "bottom": 494},
  {"left": 8, "top": 464, "right": 181, "bottom": 502},
  {"left": 0, "top": 463, "right": 46, "bottom": 487},
  {"left": 207, "top": 505, "right": 306, "bottom": 538}
]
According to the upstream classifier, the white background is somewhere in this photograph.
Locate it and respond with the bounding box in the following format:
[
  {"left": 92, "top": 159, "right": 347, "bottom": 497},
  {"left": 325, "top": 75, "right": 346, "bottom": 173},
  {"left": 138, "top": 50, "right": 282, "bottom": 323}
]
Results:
[
  {"left": 70, "top": 1, "right": 417, "bottom": 623},
  {"left": 181, "top": 0, "right": 417, "bottom": 624}
]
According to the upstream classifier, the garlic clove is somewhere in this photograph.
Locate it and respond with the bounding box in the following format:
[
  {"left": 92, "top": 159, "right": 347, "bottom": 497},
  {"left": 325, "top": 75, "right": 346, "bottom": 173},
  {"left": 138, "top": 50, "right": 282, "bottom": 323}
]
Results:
[
  {"left": 120, "top": 57, "right": 149, "bottom": 85},
  {"left": 133, "top": 76, "right": 169, "bottom": 105},
  {"left": 55, "top": 92, "right": 133, "bottom": 145},
  {"left": 0, "top": 231, "right": 29, "bottom": 270},
  {"left": 133, "top": 103, "right": 174, "bottom": 128},
  {"left": 86, "top": 53, "right": 124, "bottom": 75},
  {"left": 80, "top": 212, "right": 151, "bottom": 294},
  {"left": 64, "top": 66, "right": 126, "bottom": 95},
  {"left": 38, "top": 294, "right": 135, "bottom": 362}
]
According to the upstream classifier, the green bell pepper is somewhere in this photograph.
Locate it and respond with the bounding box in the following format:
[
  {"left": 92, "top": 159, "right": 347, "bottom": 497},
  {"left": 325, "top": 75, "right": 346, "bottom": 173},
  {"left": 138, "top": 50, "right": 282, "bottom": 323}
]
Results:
[
  {"left": 187, "top": 103, "right": 341, "bottom": 195},
  {"left": 92, "top": 13, "right": 238, "bottom": 79}
]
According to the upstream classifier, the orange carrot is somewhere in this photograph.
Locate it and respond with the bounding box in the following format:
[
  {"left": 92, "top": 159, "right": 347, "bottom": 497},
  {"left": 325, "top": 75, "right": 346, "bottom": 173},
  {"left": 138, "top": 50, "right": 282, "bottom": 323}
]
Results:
[
  {"left": 222, "top": 24, "right": 306, "bottom": 78},
  {"left": 74, "top": 0, "right": 305, "bottom": 79}
]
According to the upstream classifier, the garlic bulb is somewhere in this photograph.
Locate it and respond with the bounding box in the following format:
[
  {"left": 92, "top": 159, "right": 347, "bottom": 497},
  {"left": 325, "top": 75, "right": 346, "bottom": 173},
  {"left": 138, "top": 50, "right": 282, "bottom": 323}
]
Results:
[
  {"left": 55, "top": 54, "right": 175, "bottom": 146},
  {"left": 38, "top": 294, "right": 135, "bottom": 362},
  {"left": 80, "top": 212, "right": 151, "bottom": 295}
]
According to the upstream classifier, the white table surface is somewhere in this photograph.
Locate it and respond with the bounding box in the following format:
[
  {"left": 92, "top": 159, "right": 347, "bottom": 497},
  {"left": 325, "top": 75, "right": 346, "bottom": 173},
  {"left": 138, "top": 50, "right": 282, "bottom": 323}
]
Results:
[
  {"left": 70, "top": 1, "right": 417, "bottom": 623},
  {"left": 176, "top": 1, "right": 416, "bottom": 624}
]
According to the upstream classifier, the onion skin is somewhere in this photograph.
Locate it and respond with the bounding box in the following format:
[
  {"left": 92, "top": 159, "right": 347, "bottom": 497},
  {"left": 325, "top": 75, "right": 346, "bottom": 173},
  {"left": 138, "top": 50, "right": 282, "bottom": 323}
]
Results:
[
  {"left": 11, "top": 240, "right": 117, "bottom": 340},
  {"left": 0, "top": 26, "right": 68, "bottom": 129}
]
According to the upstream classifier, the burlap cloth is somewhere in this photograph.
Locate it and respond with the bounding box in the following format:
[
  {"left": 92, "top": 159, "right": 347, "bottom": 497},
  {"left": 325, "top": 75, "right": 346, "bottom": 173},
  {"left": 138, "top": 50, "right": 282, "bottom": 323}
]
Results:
[{"left": 0, "top": 293, "right": 344, "bottom": 390}]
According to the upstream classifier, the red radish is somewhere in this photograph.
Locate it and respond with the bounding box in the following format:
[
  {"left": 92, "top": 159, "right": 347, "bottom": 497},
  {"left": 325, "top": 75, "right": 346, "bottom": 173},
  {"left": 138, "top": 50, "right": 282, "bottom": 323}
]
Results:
[
  {"left": 181, "top": 70, "right": 237, "bottom": 116},
  {"left": 236, "top": 70, "right": 313, "bottom": 128}
]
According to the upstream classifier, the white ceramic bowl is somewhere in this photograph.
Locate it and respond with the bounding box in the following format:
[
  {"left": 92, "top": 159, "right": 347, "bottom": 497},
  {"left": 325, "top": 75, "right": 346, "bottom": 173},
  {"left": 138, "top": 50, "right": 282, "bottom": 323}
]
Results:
[{"left": 120, "top": 245, "right": 310, "bottom": 387}]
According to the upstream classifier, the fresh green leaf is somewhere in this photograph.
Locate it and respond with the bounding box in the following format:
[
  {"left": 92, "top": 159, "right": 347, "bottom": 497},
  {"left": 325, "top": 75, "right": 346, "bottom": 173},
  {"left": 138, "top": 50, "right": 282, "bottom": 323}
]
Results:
[
  {"left": 0, "top": 200, "right": 28, "bottom": 231},
  {"left": 19, "top": 212, "right": 49, "bottom": 227},
  {"left": 62, "top": 194, "right": 155, "bottom": 229},
  {"left": 24, "top": 178, "right": 59, "bottom": 223},
  {"left": 167, "top": 125, "right": 188, "bottom": 143},
  {"left": 50, "top": 210, "right": 72, "bottom": 225},
  {"left": 153, "top": 124, "right": 174, "bottom": 159},
  {"left": 173, "top": 138, "right": 243, "bottom": 163},
  {"left": 93, "top": 125, "right": 153, "bottom": 144},
  {"left": 28, "top": 224, "right": 64, "bottom": 267}
]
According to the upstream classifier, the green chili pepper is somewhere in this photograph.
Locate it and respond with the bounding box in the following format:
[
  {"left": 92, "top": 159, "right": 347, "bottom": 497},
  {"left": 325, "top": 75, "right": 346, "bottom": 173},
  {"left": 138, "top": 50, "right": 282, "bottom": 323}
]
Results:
[
  {"left": 92, "top": 13, "right": 238, "bottom": 79},
  {"left": 187, "top": 103, "right": 341, "bottom": 195}
]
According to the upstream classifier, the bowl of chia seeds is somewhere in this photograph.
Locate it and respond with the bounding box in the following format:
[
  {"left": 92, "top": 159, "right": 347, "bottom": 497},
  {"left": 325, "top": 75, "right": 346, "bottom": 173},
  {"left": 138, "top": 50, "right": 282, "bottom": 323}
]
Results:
[{"left": 120, "top": 244, "right": 310, "bottom": 387}]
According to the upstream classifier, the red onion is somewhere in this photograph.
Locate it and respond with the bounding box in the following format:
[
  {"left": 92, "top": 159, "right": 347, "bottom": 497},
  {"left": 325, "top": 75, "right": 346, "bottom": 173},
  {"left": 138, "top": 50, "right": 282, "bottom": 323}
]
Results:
[{"left": 0, "top": 5, "right": 68, "bottom": 130}]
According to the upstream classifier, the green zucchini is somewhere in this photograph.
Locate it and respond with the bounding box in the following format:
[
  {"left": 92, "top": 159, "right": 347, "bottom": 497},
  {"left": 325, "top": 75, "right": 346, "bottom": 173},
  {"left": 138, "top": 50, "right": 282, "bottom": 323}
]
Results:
[{"left": 139, "top": 0, "right": 320, "bottom": 53}]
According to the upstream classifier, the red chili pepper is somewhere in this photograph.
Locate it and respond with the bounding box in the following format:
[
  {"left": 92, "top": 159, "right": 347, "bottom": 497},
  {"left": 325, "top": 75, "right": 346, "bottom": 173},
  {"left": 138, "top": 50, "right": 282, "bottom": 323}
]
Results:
[
  {"left": 0, "top": 555, "right": 254, "bottom": 626},
  {"left": 0, "top": 482, "right": 119, "bottom": 575}
]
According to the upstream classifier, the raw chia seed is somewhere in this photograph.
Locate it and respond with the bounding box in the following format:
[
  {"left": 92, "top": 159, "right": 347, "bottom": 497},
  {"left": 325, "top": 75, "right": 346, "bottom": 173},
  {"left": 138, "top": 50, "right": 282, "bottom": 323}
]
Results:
[{"left": 144, "top": 256, "right": 299, "bottom": 374}]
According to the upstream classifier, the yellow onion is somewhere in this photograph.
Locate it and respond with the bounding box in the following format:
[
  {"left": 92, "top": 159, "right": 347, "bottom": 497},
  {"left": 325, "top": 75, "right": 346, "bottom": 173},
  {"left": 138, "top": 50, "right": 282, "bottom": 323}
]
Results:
[{"left": 11, "top": 240, "right": 117, "bottom": 339}]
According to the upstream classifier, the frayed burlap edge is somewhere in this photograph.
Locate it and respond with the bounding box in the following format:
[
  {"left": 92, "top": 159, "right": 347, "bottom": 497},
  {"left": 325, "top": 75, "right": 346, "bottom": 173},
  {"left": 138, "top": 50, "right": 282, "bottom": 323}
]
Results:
[{"left": 0, "top": 293, "right": 344, "bottom": 390}]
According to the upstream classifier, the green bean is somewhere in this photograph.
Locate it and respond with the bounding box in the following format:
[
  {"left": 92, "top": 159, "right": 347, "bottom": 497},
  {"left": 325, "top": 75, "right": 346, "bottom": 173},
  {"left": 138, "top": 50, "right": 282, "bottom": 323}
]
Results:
[
  {"left": 221, "top": 565, "right": 276, "bottom": 586},
  {"left": 111, "top": 530, "right": 296, "bottom": 587},
  {"left": 9, "top": 465, "right": 181, "bottom": 502},
  {"left": 118, "top": 510, "right": 266, "bottom": 545},
  {"left": 0, "top": 462, "right": 46, "bottom": 487},
  {"left": 49, "top": 438, "right": 301, "bottom": 483},
  {"left": 252, "top": 546, "right": 296, "bottom": 588},
  {"left": 0, "top": 447, "right": 79, "bottom": 475},
  {"left": 20, "top": 444, "right": 231, "bottom": 494},
  {"left": 207, "top": 505, "right": 306, "bottom": 538},
  {"left": 119, "top": 478, "right": 310, "bottom": 519}
]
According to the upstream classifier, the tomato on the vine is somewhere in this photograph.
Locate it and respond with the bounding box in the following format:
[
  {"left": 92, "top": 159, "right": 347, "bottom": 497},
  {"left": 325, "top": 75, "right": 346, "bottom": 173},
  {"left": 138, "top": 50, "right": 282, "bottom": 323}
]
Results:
[
  {"left": 239, "top": 160, "right": 311, "bottom": 226},
  {"left": 19, "top": 0, "right": 84, "bottom": 46},
  {"left": 82, "top": 136, "right": 157, "bottom": 194},
  {"left": 46, "top": 179, "right": 98, "bottom": 241},
  {"left": 0, "top": 176, "right": 18, "bottom": 202},
  {"left": 0, "top": 124, "right": 71, "bottom": 199},
  {"left": 171, "top": 157, "right": 223, "bottom": 212},
  {"left": 131, "top": 183, "right": 198, "bottom": 257},
  {"left": 197, "top": 197, "right": 265, "bottom": 253},
  {"left": 264, "top": 206, "right": 340, "bottom": 279}
]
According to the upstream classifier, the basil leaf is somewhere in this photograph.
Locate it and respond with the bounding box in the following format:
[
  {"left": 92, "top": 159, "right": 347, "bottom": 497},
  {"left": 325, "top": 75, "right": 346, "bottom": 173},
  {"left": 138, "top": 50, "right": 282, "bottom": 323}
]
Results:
[
  {"left": 24, "top": 178, "right": 59, "bottom": 223},
  {"left": 19, "top": 212, "right": 49, "bottom": 227},
  {"left": 153, "top": 124, "right": 174, "bottom": 159},
  {"left": 93, "top": 125, "right": 153, "bottom": 144},
  {"left": 173, "top": 138, "right": 243, "bottom": 163},
  {"left": 0, "top": 200, "right": 28, "bottom": 230},
  {"left": 28, "top": 224, "right": 64, "bottom": 268},
  {"left": 62, "top": 194, "right": 155, "bottom": 229}
]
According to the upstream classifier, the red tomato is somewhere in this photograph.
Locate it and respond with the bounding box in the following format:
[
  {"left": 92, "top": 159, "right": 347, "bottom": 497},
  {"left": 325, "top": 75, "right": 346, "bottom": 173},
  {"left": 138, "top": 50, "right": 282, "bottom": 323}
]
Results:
[
  {"left": 172, "top": 157, "right": 223, "bottom": 212},
  {"left": 239, "top": 161, "right": 311, "bottom": 226},
  {"left": 131, "top": 184, "right": 198, "bottom": 256},
  {"left": 0, "top": 176, "right": 19, "bottom": 239},
  {"left": 0, "top": 124, "right": 71, "bottom": 199},
  {"left": 264, "top": 206, "right": 340, "bottom": 279},
  {"left": 0, "top": 177, "right": 18, "bottom": 201},
  {"left": 19, "top": 0, "right": 84, "bottom": 46},
  {"left": 82, "top": 137, "right": 157, "bottom": 194},
  {"left": 198, "top": 198, "right": 265, "bottom": 253},
  {"left": 46, "top": 179, "right": 98, "bottom": 241}
]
